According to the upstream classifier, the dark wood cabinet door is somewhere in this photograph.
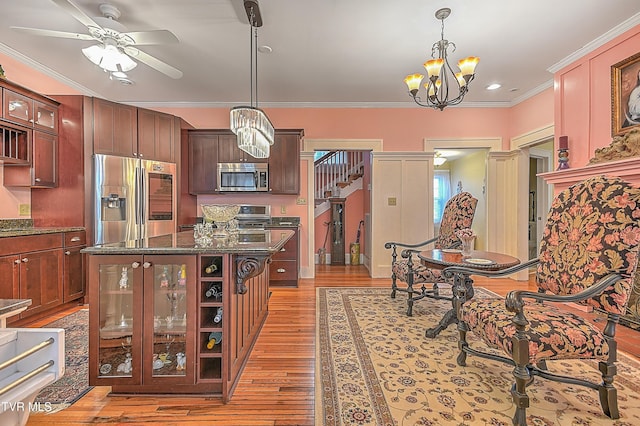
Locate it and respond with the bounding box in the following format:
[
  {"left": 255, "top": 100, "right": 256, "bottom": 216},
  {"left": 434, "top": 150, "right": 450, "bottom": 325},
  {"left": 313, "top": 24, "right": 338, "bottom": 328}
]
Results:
[
  {"left": 0, "top": 255, "right": 20, "bottom": 300},
  {"left": 2, "top": 130, "right": 56, "bottom": 188},
  {"left": 32, "top": 130, "right": 57, "bottom": 187},
  {"left": 268, "top": 130, "right": 301, "bottom": 194},
  {"left": 63, "top": 245, "right": 85, "bottom": 302},
  {"left": 20, "top": 248, "right": 64, "bottom": 316},
  {"left": 216, "top": 132, "right": 269, "bottom": 163},
  {"left": 188, "top": 131, "right": 220, "bottom": 194},
  {"left": 138, "top": 108, "right": 175, "bottom": 162},
  {"left": 93, "top": 98, "right": 138, "bottom": 157}
]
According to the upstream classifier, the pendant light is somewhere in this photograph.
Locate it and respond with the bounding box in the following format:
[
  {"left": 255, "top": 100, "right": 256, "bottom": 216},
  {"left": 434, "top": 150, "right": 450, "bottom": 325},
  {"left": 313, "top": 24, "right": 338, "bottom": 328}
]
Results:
[{"left": 230, "top": 0, "right": 274, "bottom": 158}]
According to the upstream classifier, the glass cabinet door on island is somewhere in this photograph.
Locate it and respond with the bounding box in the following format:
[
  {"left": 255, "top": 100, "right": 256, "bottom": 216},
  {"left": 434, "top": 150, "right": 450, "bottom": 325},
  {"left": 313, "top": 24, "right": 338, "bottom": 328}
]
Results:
[
  {"left": 89, "top": 255, "right": 196, "bottom": 388},
  {"left": 144, "top": 257, "right": 195, "bottom": 384}
]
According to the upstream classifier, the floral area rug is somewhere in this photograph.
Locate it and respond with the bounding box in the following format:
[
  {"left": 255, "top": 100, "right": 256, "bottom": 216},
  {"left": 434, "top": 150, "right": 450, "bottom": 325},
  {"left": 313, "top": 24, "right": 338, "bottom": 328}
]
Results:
[
  {"left": 34, "top": 309, "right": 92, "bottom": 413},
  {"left": 316, "top": 287, "right": 640, "bottom": 425}
]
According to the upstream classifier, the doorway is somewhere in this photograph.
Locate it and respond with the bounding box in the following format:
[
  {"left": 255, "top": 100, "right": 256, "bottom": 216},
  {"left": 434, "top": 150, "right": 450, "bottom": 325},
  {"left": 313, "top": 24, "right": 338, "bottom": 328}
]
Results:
[
  {"left": 527, "top": 140, "right": 554, "bottom": 260},
  {"left": 303, "top": 139, "right": 381, "bottom": 278}
]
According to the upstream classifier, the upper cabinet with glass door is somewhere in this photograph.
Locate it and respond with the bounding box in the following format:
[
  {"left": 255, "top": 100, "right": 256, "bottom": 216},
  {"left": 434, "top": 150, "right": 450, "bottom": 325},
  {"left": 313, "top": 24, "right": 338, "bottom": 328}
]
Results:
[
  {"left": 33, "top": 99, "right": 58, "bottom": 133},
  {"left": 1, "top": 83, "right": 58, "bottom": 134},
  {"left": 2, "top": 89, "right": 33, "bottom": 127}
]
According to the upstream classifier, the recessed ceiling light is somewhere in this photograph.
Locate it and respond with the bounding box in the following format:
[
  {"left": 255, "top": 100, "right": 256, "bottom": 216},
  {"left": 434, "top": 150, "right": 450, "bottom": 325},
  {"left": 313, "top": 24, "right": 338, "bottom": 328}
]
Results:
[{"left": 486, "top": 83, "right": 501, "bottom": 90}]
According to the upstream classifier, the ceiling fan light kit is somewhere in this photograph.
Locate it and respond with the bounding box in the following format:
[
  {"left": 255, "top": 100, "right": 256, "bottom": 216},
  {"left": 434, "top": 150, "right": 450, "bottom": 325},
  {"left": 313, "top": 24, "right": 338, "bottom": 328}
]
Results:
[
  {"left": 404, "top": 8, "right": 479, "bottom": 110},
  {"left": 11, "top": 0, "right": 182, "bottom": 82},
  {"left": 230, "top": 0, "right": 275, "bottom": 159},
  {"left": 82, "top": 39, "right": 137, "bottom": 73}
]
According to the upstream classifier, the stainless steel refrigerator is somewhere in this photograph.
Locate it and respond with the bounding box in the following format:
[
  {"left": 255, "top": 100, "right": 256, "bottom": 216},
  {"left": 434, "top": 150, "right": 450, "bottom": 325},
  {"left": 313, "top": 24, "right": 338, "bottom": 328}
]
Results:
[{"left": 94, "top": 154, "right": 177, "bottom": 244}]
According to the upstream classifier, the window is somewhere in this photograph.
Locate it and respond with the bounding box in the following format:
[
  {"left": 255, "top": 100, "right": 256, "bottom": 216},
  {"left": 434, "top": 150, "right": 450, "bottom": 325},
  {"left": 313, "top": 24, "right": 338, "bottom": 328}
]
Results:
[{"left": 434, "top": 171, "right": 451, "bottom": 223}]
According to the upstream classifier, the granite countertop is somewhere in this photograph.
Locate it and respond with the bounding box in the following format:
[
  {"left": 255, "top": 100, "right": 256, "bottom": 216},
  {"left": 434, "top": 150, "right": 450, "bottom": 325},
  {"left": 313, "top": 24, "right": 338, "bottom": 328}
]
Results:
[
  {"left": 0, "top": 299, "right": 31, "bottom": 316},
  {"left": 0, "top": 219, "right": 85, "bottom": 238},
  {"left": 82, "top": 229, "right": 294, "bottom": 255}
]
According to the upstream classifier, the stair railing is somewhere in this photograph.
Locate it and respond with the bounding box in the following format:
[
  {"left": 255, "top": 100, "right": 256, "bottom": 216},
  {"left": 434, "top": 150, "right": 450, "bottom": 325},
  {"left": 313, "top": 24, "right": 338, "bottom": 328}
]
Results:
[{"left": 315, "top": 150, "right": 364, "bottom": 200}]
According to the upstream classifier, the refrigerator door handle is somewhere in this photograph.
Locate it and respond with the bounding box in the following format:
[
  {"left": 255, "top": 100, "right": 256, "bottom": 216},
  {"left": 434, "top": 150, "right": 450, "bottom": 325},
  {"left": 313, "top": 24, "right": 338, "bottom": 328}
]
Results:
[
  {"left": 134, "top": 166, "right": 141, "bottom": 226},
  {"left": 140, "top": 167, "right": 147, "bottom": 227}
]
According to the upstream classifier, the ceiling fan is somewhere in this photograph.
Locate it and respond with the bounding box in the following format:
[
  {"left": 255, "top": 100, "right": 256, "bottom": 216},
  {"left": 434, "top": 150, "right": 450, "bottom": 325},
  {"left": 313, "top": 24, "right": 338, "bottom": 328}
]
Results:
[{"left": 11, "top": 0, "right": 183, "bottom": 80}]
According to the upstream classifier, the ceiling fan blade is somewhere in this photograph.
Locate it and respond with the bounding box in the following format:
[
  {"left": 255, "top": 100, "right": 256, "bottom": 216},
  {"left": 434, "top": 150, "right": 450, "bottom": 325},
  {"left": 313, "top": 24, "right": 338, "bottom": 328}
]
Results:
[
  {"left": 123, "top": 47, "right": 183, "bottom": 79},
  {"left": 51, "top": 0, "right": 103, "bottom": 30},
  {"left": 11, "top": 26, "right": 96, "bottom": 41},
  {"left": 121, "top": 30, "right": 179, "bottom": 46}
]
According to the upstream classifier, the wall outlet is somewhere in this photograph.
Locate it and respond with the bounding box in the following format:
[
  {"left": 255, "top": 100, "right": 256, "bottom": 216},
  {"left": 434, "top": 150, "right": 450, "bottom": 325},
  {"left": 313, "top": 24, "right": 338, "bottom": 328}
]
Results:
[
  {"left": 296, "top": 197, "right": 307, "bottom": 205},
  {"left": 280, "top": 205, "right": 286, "bottom": 214},
  {"left": 19, "top": 204, "right": 31, "bottom": 216},
  {"left": 388, "top": 197, "right": 397, "bottom": 206}
]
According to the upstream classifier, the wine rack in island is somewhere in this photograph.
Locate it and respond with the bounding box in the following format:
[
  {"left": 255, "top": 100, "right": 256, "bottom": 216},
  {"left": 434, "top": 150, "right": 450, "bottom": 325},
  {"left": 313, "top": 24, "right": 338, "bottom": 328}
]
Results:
[
  {"left": 198, "top": 255, "right": 224, "bottom": 383},
  {"left": 89, "top": 252, "right": 271, "bottom": 400}
]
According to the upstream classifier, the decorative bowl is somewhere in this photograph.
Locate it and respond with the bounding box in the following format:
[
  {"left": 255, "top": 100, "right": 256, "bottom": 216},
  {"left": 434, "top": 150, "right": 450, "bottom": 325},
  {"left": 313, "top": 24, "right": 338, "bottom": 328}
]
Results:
[{"left": 201, "top": 204, "right": 240, "bottom": 223}]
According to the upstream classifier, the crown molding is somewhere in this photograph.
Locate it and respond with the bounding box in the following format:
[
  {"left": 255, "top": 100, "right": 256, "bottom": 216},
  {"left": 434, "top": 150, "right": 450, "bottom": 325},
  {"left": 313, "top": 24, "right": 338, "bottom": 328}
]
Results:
[
  {"left": 0, "top": 43, "right": 101, "bottom": 97},
  {"left": 547, "top": 12, "right": 640, "bottom": 74}
]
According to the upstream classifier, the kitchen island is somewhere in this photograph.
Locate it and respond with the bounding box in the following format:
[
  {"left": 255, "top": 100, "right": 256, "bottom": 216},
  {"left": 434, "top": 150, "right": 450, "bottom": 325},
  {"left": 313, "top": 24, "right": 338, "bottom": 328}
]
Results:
[{"left": 82, "top": 229, "right": 293, "bottom": 401}]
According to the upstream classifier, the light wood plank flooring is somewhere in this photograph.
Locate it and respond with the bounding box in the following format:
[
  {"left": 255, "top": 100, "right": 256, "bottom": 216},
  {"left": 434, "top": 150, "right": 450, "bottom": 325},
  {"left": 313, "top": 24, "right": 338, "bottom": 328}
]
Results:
[{"left": 25, "top": 265, "right": 640, "bottom": 425}]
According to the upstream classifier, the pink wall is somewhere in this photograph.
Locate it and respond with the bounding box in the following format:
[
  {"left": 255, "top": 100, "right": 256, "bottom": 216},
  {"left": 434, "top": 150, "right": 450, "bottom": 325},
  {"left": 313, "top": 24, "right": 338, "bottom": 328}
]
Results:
[
  {"left": 0, "top": 54, "right": 81, "bottom": 95},
  {"left": 156, "top": 107, "right": 514, "bottom": 152},
  {"left": 508, "top": 87, "right": 554, "bottom": 138},
  {"left": 554, "top": 25, "right": 640, "bottom": 167}
]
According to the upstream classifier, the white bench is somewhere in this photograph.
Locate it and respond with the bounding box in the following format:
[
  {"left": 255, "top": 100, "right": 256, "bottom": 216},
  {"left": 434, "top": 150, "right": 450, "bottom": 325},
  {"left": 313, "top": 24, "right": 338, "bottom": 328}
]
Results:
[{"left": 0, "top": 328, "right": 65, "bottom": 426}]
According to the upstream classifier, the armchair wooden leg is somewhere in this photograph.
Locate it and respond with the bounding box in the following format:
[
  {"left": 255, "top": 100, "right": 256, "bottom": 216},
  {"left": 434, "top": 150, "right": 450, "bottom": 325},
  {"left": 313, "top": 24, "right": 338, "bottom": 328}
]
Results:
[
  {"left": 406, "top": 291, "right": 414, "bottom": 316},
  {"left": 598, "top": 360, "right": 620, "bottom": 419},
  {"left": 456, "top": 321, "right": 468, "bottom": 366},
  {"left": 405, "top": 267, "right": 415, "bottom": 316},
  {"left": 390, "top": 272, "right": 397, "bottom": 299},
  {"left": 511, "top": 337, "right": 530, "bottom": 426}
]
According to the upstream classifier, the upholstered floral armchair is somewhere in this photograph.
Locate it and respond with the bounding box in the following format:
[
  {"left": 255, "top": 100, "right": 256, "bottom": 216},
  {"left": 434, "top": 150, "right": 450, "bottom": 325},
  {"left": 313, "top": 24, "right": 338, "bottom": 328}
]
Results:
[
  {"left": 384, "top": 191, "right": 478, "bottom": 316},
  {"left": 443, "top": 176, "right": 640, "bottom": 425}
]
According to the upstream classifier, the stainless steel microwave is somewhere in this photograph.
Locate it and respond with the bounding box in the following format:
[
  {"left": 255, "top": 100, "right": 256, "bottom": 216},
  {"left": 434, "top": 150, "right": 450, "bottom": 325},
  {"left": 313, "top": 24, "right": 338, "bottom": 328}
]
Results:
[{"left": 217, "top": 162, "right": 269, "bottom": 192}]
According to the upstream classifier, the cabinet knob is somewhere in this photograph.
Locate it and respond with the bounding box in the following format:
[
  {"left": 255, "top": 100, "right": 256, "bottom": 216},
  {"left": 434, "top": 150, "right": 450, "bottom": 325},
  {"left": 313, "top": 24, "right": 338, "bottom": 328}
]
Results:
[
  {"left": 280, "top": 248, "right": 286, "bottom": 252},
  {"left": 142, "top": 262, "right": 152, "bottom": 268},
  {"left": 14, "top": 259, "right": 21, "bottom": 264},
  {"left": 132, "top": 262, "right": 140, "bottom": 268},
  {"left": 71, "top": 237, "right": 81, "bottom": 242},
  {"left": 65, "top": 250, "right": 71, "bottom": 255},
  {"left": 22, "top": 257, "right": 29, "bottom": 263},
  {"left": 277, "top": 268, "right": 286, "bottom": 273},
  {"left": 35, "top": 178, "right": 41, "bottom": 182}
]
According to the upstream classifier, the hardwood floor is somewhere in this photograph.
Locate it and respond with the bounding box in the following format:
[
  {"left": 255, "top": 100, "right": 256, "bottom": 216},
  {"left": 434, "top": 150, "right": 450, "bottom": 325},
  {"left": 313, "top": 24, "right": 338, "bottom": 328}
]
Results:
[{"left": 26, "top": 265, "right": 640, "bottom": 425}]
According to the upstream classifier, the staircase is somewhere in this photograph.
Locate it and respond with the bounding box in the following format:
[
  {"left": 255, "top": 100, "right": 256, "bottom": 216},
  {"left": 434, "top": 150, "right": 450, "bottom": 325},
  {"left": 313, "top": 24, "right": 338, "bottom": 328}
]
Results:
[{"left": 314, "top": 150, "right": 364, "bottom": 215}]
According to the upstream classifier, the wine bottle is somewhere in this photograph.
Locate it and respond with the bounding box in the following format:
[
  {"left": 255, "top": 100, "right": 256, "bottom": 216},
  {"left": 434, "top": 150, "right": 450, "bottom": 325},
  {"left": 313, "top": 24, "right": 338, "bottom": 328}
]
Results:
[
  {"left": 214, "top": 307, "right": 223, "bottom": 324},
  {"left": 204, "top": 261, "right": 218, "bottom": 274},
  {"left": 206, "top": 331, "right": 223, "bottom": 349}
]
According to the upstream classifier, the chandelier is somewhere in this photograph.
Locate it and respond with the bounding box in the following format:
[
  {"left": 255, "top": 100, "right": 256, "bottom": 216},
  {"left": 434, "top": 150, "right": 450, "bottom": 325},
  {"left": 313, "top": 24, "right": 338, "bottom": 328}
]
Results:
[
  {"left": 404, "top": 8, "right": 479, "bottom": 111},
  {"left": 230, "top": 0, "right": 274, "bottom": 159}
]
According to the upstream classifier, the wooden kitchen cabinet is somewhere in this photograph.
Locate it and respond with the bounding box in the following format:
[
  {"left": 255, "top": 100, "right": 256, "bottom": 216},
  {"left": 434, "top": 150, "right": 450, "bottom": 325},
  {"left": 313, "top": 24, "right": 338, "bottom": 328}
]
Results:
[
  {"left": 217, "top": 132, "right": 269, "bottom": 163},
  {"left": 269, "top": 129, "right": 302, "bottom": 194},
  {"left": 63, "top": 230, "right": 86, "bottom": 303},
  {"left": 0, "top": 254, "right": 20, "bottom": 300},
  {"left": 138, "top": 108, "right": 176, "bottom": 162},
  {"left": 89, "top": 254, "right": 199, "bottom": 392},
  {"left": 2, "top": 79, "right": 59, "bottom": 188},
  {"left": 3, "top": 130, "right": 57, "bottom": 187},
  {"left": 267, "top": 226, "right": 299, "bottom": 287},
  {"left": 2, "top": 88, "right": 33, "bottom": 127},
  {"left": 0, "top": 233, "right": 64, "bottom": 324},
  {"left": 188, "top": 130, "right": 223, "bottom": 194},
  {"left": 93, "top": 97, "right": 138, "bottom": 157},
  {"left": 0, "top": 231, "right": 87, "bottom": 325},
  {"left": 186, "top": 128, "right": 302, "bottom": 195}
]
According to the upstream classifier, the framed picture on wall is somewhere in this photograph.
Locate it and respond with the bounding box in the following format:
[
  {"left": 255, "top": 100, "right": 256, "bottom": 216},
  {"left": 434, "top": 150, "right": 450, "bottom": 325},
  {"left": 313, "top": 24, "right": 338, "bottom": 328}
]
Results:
[{"left": 611, "top": 51, "right": 640, "bottom": 136}]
